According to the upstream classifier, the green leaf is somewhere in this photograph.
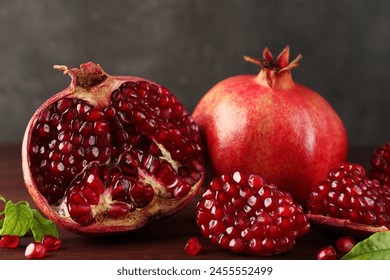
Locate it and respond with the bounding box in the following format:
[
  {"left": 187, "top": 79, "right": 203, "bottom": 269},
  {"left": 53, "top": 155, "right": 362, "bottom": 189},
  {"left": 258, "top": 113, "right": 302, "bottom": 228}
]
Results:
[
  {"left": 342, "top": 232, "right": 390, "bottom": 260},
  {"left": 0, "top": 200, "right": 33, "bottom": 236},
  {"left": 30, "top": 209, "right": 59, "bottom": 242},
  {"left": 16, "top": 200, "right": 30, "bottom": 207}
]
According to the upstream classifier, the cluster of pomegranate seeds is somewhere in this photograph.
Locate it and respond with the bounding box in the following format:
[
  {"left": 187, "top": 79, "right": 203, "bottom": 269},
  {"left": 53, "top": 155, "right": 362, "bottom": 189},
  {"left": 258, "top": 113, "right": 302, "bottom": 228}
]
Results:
[
  {"left": 196, "top": 171, "right": 310, "bottom": 256},
  {"left": 371, "top": 143, "right": 390, "bottom": 186},
  {"left": 28, "top": 80, "right": 204, "bottom": 226},
  {"left": 0, "top": 235, "right": 19, "bottom": 248},
  {"left": 29, "top": 98, "right": 112, "bottom": 204},
  {"left": 184, "top": 237, "right": 202, "bottom": 255},
  {"left": 307, "top": 163, "right": 390, "bottom": 229}
]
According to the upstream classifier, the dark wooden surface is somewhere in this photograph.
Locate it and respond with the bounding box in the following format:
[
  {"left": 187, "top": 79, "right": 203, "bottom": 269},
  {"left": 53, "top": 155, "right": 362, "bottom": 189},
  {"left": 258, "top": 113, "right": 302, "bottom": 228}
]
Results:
[{"left": 0, "top": 144, "right": 374, "bottom": 260}]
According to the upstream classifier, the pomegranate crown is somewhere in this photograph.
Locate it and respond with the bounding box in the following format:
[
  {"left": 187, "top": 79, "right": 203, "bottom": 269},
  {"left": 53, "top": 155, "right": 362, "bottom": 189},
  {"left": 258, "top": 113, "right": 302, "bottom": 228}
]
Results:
[
  {"left": 244, "top": 46, "right": 302, "bottom": 88},
  {"left": 244, "top": 46, "right": 302, "bottom": 73}
]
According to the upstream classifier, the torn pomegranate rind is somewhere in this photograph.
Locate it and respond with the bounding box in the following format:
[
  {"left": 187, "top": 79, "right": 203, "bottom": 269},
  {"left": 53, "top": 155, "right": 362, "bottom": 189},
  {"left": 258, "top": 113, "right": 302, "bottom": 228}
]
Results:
[{"left": 307, "top": 214, "right": 389, "bottom": 237}]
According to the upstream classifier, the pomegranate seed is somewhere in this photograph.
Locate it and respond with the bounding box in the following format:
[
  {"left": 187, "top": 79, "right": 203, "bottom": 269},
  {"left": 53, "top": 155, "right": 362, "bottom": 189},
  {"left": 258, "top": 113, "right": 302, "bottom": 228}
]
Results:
[
  {"left": 0, "top": 235, "right": 19, "bottom": 248},
  {"left": 94, "top": 121, "right": 110, "bottom": 135},
  {"left": 36, "top": 123, "right": 51, "bottom": 138},
  {"left": 25, "top": 242, "right": 47, "bottom": 259},
  {"left": 229, "top": 238, "right": 245, "bottom": 253},
  {"left": 56, "top": 98, "right": 73, "bottom": 113},
  {"left": 86, "top": 108, "right": 103, "bottom": 121},
  {"left": 184, "top": 237, "right": 202, "bottom": 255},
  {"left": 336, "top": 236, "right": 356, "bottom": 253},
  {"left": 41, "top": 235, "right": 62, "bottom": 251},
  {"left": 316, "top": 245, "right": 337, "bottom": 260},
  {"left": 107, "top": 202, "right": 131, "bottom": 218}
]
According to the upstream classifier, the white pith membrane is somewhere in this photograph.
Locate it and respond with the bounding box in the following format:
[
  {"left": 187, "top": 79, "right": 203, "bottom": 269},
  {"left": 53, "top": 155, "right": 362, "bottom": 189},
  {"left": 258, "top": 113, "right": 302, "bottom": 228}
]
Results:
[{"left": 24, "top": 64, "right": 204, "bottom": 230}]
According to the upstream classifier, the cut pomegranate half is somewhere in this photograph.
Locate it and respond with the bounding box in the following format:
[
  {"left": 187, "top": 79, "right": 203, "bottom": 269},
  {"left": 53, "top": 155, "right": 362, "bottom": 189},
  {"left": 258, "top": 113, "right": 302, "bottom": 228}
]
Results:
[{"left": 22, "top": 62, "right": 205, "bottom": 234}]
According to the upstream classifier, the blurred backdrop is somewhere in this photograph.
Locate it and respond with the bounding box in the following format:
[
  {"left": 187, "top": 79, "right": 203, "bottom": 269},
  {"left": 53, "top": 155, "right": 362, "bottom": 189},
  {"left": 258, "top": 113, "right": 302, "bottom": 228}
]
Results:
[{"left": 0, "top": 0, "right": 389, "bottom": 146}]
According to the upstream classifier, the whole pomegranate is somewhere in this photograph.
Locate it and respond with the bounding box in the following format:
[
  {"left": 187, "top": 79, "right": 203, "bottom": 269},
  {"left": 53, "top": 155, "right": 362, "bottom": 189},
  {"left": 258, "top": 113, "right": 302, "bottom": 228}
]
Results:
[
  {"left": 22, "top": 62, "right": 205, "bottom": 234},
  {"left": 193, "top": 46, "right": 348, "bottom": 203}
]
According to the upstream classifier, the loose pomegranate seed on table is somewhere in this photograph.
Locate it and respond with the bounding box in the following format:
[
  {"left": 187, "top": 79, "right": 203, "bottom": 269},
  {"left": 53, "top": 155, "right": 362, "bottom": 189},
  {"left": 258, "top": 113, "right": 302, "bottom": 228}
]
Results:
[
  {"left": 336, "top": 236, "right": 356, "bottom": 253},
  {"left": 22, "top": 62, "right": 205, "bottom": 234},
  {"left": 0, "top": 235, "right": 19, "bottom": 248},
  {"left": 316, "top": 245, "right": 337, "bottom": 260},
  {"left": 41, "top": 235, "right": 62, "bottom": 251},
  {"left": 184, "top": 237, "right": 202, "bottom": 255},
  {"left": 25, "top": 242, "right": 46, "bottom": 259}
]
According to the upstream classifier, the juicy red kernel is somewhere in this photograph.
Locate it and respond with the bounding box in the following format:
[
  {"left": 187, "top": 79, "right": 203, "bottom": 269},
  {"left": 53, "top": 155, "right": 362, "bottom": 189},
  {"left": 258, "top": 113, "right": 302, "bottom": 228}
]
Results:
[
  {"left": 129, "top": 182, "right": 155, "bottom": 208},
  {"left": 0, "top": 235, "right": 19, "bottom": 248},
  {"left": 196, "top": 171, "right": 310, "bottom": 256},
  {"left": 307, "top": 162, "right": 390, "bottom": 229},
  {"left": 25, "top": 242, "right": 46, "bottom": 259},
  {"left": 336, "top": 236, "right": 356, "bottom": 253},
  {"left": 184, "top": 237, "right": 202, "bottom": 256},
  {"left": 316, "top": 245, "right": 337, "bottom": 260},
  {"left": 41, "top": 235, "right": 62, "bottom": 251},
  {"left": 107, "top": 202, "right": 132, "bottom": 218}
]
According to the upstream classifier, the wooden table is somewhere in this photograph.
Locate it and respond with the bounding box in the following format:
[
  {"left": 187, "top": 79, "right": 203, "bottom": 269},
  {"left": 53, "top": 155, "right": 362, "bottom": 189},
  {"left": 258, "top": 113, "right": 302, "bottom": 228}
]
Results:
[{"left": 0, "top": 144, "right": 374, "bottom": 260}]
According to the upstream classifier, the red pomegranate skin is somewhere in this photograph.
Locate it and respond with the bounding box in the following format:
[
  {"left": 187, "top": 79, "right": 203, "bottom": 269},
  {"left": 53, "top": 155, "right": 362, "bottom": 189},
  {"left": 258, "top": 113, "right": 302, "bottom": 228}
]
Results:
[{"left": 193, "top": 47, "right": 348, "bottom": 204}]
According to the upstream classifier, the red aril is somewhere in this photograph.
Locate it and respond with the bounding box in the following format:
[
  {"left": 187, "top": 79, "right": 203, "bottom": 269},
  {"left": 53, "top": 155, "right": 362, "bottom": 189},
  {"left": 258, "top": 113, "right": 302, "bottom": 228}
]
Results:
[
  {"left": 41, "top": 235, "right": 62, "bottom": 251},
  {"left": 25, "top": 242, "right": 46, "bottom": 259},
  {"left": 336, "top": 236, "right": 356, "bottom": 253},
  {"left": 184, "top": 237, "right": 202, "bottom": 255},
  {"left": 0, "top": 235, "right": 19, "bottom": 248},
  {"left": 22, "top": 62, "right": 205, "bottom": 234},
  {"left": 316, "top": 245, "right": 337, "bottom": 260},
  {"left": 193, "top": 46, "right": 347, "bottom": 204}
]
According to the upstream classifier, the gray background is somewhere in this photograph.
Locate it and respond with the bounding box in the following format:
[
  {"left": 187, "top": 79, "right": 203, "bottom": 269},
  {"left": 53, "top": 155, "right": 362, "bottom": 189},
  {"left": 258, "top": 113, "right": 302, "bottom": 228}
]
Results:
[{"left": 1, "top": 0, "right": 389, "bottom": 146}]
